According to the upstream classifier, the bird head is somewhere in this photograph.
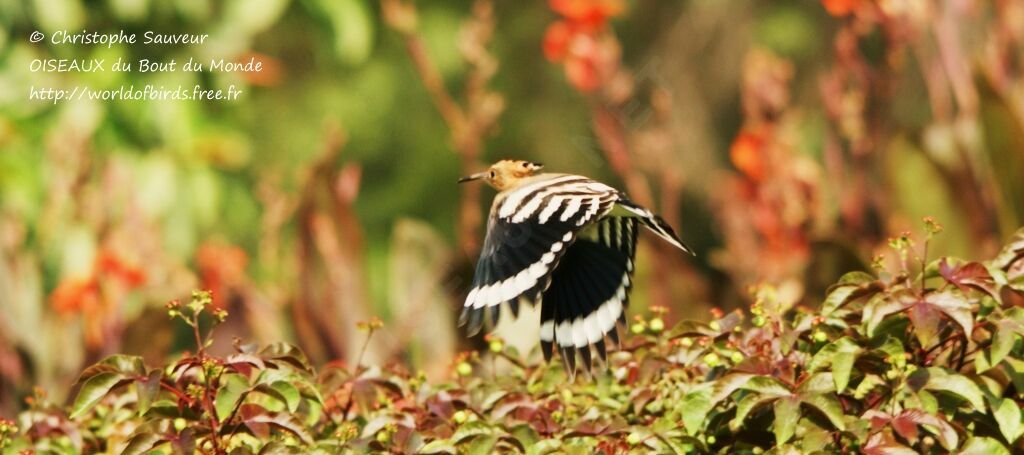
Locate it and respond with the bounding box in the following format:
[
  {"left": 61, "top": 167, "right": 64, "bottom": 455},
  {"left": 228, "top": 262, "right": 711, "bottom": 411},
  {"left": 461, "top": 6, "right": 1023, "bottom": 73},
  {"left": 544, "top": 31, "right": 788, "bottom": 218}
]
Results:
[{"left": 458, "top": 160, "right": 544, "bottom": 191}]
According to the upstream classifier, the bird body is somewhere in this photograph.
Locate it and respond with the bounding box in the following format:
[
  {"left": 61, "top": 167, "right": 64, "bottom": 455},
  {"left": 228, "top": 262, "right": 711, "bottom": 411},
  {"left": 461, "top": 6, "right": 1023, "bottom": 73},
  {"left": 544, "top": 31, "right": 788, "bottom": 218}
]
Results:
[{"left": 458, "top": 160, "right": 692, "bottom": 377}]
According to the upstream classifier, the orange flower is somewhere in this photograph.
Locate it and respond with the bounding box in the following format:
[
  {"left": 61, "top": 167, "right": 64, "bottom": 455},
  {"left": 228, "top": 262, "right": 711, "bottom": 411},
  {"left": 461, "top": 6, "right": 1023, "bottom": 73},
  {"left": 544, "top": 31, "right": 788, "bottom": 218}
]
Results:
[
  {"left": 730, "top": 129, "right": 767, "bottom": 182},
  {"left": 822, "top": 0, "right": 860, "bottom": 16},
  {"left": 51, "top": 277, "right": 100, "bottom": 316},
  {"left": 550, "top": 0, "right": 625, "bottom": 29}
]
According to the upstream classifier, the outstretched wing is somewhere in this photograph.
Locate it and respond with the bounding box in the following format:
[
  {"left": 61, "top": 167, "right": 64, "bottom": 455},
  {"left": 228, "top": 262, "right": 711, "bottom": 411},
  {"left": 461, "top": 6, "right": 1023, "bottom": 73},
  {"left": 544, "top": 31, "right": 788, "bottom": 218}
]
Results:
[
  {"left": 539, "top": 216, "right": 638, "bottom": 378},
  {"left": 460, "top": 175, "right": 620, "bottom": 336}
]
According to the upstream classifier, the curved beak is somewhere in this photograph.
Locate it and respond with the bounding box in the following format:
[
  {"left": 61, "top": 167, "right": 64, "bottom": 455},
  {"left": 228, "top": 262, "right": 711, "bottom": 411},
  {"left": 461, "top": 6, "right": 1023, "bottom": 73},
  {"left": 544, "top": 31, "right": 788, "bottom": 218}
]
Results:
[{"left": 458, "top": 172, "right": 488, "bottom": 184}]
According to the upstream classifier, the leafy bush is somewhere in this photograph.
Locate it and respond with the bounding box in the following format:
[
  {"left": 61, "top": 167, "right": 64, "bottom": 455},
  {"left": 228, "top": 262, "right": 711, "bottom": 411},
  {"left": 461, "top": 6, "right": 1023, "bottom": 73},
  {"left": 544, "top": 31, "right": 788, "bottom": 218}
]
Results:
[{"left": 4, "top": 224, "right": 1024, "bottom": 454}]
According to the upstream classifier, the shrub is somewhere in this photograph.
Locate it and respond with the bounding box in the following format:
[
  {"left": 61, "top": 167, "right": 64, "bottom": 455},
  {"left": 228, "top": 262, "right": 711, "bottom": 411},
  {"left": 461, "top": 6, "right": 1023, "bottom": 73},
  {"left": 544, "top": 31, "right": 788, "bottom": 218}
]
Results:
[{"left": 4, "top": 225, "right": 1024, "bottom": 454}]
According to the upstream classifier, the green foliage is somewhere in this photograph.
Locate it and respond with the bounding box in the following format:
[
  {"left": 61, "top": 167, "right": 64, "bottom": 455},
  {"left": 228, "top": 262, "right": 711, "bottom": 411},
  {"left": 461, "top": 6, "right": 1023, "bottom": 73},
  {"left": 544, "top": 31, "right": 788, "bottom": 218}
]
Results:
[{"left": 5, "top": 227, "right": 1024, "bottom": 453}]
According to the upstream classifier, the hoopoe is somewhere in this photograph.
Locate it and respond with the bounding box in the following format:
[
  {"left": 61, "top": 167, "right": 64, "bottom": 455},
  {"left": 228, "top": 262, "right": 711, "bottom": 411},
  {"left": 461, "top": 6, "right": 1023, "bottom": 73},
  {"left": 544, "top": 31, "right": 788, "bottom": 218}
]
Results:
[{"left": 458, "top": 159, "right": 693, "bottom": 378}]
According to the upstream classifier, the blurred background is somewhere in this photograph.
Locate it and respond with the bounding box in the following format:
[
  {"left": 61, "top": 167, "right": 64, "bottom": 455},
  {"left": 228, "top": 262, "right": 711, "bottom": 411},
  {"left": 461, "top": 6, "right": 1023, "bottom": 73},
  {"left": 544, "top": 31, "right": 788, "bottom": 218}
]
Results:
[{"left": 1, "top": 0, "right": 1022, "bottom": 415}]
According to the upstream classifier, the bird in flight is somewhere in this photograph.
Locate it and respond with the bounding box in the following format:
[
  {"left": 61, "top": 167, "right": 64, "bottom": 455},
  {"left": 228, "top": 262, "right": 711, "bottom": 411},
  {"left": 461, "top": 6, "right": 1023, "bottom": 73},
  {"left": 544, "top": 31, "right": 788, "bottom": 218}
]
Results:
[{"left": 458, "top": 159, "right": 694, "bottom": 378}]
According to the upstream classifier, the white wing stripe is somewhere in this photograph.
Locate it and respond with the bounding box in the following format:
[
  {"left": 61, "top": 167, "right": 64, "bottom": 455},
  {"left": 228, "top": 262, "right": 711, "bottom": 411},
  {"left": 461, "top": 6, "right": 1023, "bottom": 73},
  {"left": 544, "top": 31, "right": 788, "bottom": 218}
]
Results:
[
  {"left": 537, "top": 196, "right": 563, "bottom": 224},
  {"left": 498, "top": 175, "right": 584, "bottom": 218},
  {"left": 556, "top": 271, "right": 629, "bottom": 348},
  {"left": 464, "top": 237, "right": 571, "bottom": 309},
  {"left": 540, "top": 320, "right": 555, "bottom": 341},
  {"left": 559, "top": 198, "right": 583, "bottom": 222}
]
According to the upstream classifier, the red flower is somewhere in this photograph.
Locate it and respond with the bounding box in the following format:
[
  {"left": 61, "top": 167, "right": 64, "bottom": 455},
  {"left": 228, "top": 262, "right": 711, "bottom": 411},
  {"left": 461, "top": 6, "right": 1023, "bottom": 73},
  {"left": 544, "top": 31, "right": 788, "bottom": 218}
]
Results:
[
  {"left": 543, "top": 21, "right": 607, "bottom": 92},
  {"left": 730, "top": 129, "right": 767, "bottom": 182},
  {"left": 550, "top": 0, "right": 625, "bottom": 29},
  {"left": 543, "top": 21, "right": 574, "bottom": 62},
  {"left": 96, "top": 249, "right": 146, "bottom": 287},
  {"left": 822, "top": 0, "right": 860, "bottom": 16},
  {"left": 544, "top": 0, "right": 625, "bottom": 93}
]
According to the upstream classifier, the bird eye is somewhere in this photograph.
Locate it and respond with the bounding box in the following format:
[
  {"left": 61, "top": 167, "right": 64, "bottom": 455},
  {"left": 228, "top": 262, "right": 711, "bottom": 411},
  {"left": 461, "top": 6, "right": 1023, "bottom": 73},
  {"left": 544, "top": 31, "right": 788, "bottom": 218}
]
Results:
[
  {"left": 489, "top": 171, "right": 496, "bottom": 178},
  {"left": 522, "top": 162, "right": 529, "bottom": 168}
]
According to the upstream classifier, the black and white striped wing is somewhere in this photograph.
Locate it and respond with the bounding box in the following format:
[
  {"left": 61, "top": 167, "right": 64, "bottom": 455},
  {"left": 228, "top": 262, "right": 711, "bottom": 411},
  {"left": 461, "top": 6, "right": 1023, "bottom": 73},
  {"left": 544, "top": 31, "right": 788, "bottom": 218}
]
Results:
[
  {"left": 460, "top": 176, "right": 619, "bottom": 336},
  {"left": 539, "top": 216, "right": 638, "bottom": 376}
]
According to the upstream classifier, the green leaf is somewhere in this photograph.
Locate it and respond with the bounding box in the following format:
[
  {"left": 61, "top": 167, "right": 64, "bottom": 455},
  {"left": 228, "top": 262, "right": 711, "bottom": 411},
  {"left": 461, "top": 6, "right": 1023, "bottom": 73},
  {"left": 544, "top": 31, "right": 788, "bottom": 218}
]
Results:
[
  {"left": 740, "top": 376, "right": 792, "bottom": 398},
  {"left": 710, "top": 373, "right": 757, "bottom": 404},
  {"left": 907, "top": 367, "right": 985, "bottom": 412},
  {"left": 215, "top": 373, "right": 250, "bottom": 422},
  {"left": 801, "top": 394, "right": 846, "bottom": 431},
  {"left": 731, "top": 393, "right": 778, "bottom": 432},
  {"left": 120, "top": 431, "right": 168, "bottom": 455},
  {"left": 100, "top": 355, "right": 147, "bottom": 376},
  {"left": 990, "top": 316, "right": 1024, "bottom": 367},
  {"left": 821, "top": 273, "right": 878, "bottom": 316},
  {"left": 70, "top": 372, "right": 125, "bottom": 419},
  {"left": 257, "top": 381, "right": 301, "bottom": 413},
  {"left": 863, "top": 294, "right": 914, "bottom": 338},
  {"left": 988, "top": 395, "right": 1023, "bottom": 444},
  {"left": 773, "top": 396, "right": 800, "bottom": 445},
  {"left": 854, "top": 374, "right": 885, "bottom": 400},
  {"left": 808, "top": 337, "right": 862, "bottom": 392},
  {"left": 798, "top": 372, "right": 837, "bottom": 395},
  {"left": 680, "top": 385, "right": 712, "bottom": 435},
  {"left": 525, "top": 439, "right": 562, "bottom": 455},
  {"left": 135, "top": 370, "right": 161, "bottom": 417},
  {"left": 419, "top": 439, "right": 457, "bottom": 454},
  {"left": 451, "top": 421, "right": 495, "bottom": 445},
  {"left": 667, "top": 320, "right": 716, "bottom": 339},
  {"left": 1004, "top": 357, "right": 1024, "bottom": 393},
  {"left": 959, "top": 437, "right": 1010, "bottom": 455}
]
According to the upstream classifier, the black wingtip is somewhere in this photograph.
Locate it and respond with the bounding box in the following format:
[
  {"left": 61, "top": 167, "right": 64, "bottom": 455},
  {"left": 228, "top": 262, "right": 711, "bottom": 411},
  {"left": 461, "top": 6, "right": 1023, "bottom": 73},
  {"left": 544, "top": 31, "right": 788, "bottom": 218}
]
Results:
[
  {"left": 541, "top": 340, "right": 554, "bottom": 362},
  {"left": 561, "top": 347, "right": 577, "bottom": 382},
  {"left": 464, "top": 307, "right": 484, "bottom": 337}
]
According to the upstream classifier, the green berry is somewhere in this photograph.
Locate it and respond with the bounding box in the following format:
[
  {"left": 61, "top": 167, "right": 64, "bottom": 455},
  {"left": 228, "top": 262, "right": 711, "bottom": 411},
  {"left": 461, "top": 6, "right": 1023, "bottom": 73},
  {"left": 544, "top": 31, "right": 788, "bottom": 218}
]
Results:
[
  {"left": 488, "top": 340, "right": 503, "bottom": 353},
  {"left": 680, "top": 338, "right": 693, "bottom": 347},
  {"left": 626, "top": 432, "right": 642, "bottom": 445},
  {"left": 707, "top": 435, "right": 717, "bottom": 444},
  {"left": 709, "top": 321, "right": 721, "bottom": 331},
  {"left": 752, "top": 315, "right": 766, "bottom": 327},
  {"left": 703, "top": 353, "right": 720, "bottom": 367},
  {"left": 813, "top": 330, "right": 828, "bottom": 342},
  {"left": 453, "top": 410, "right": 468, "bottom": 424},
  {"left": 649, "top": 318, "right": 665, "bottom": 332},
  {"left": 456, "top": 362, "right": 473, "bottom": 377},
  {"left": 630, "top": 322, "right": 645, "bottom": 334},
  {"left": 730, "top": 351, "right": 744, "bottom": 363},
  {"left": 174, "top": 418, "right": 187, "bottom": 432}
]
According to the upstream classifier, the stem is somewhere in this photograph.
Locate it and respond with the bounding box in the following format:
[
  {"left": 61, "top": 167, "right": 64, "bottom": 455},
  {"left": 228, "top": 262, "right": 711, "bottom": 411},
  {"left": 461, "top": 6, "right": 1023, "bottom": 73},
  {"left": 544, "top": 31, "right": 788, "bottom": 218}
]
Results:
[
  {"left": 920, "top": 239, "right": 928, "bottom": 293},
  {"left": 191, "top": 313, "right": 205, "bottom": 357},
  {"left": 352, "top": 329, "right": 374, "bottom": 374}
]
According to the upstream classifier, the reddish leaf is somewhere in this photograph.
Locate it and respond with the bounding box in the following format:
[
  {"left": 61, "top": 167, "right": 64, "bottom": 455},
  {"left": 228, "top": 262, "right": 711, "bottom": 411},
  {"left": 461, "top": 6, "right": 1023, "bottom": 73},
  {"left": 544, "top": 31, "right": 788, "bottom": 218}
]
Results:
[
  {"left": 891, "top": 413, "right": 919, "bottom": 444},
  {"left": 907, "top": 301, "right": 941, "bottom": 348},
  {"left": 939, "top": 259, "right": 996, "bottom": 297}
]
